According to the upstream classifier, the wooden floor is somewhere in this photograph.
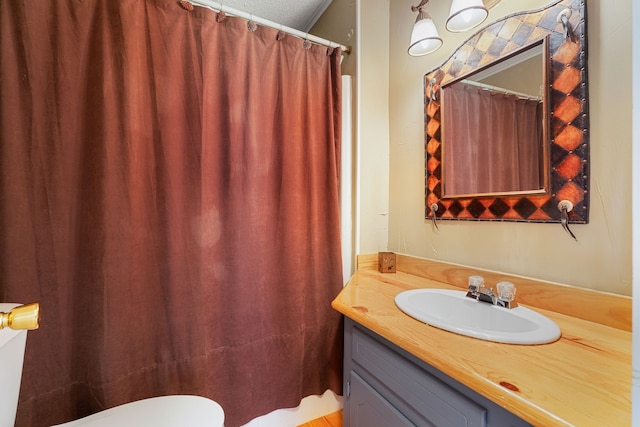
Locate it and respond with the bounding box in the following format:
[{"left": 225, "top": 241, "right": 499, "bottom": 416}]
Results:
[{"left": 297, "top": 410, "right": 343, "bottom": 427}]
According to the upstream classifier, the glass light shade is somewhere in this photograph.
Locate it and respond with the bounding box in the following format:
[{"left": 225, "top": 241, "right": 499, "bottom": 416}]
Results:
[
  {"left": 408, "top": 14, "right": 443, "bottom": 56},
  {"left": 446, "top": 0, "right": 488, "bottom": 32}
]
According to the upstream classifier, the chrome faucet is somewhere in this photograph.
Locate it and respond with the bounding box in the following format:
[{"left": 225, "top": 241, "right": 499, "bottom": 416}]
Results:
[{"left": 466, "top": 276, "right": 518, "bottom": 309}]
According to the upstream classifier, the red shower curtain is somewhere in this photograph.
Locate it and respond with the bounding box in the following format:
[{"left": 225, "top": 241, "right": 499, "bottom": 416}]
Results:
[
  {"left": 0, "top": 1, "right": 343, "bottom": 426},
  {"left": 442, "top": 82, "right": 543, "bottom": 196}
]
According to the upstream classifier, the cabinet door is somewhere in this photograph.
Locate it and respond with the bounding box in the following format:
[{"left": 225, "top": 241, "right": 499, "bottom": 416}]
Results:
[
  {"left": 351, "top": 326, "right": 486, "bottom": 426},
  {"left": 349, "top": 371, "right": 417, "bottom": 427}
]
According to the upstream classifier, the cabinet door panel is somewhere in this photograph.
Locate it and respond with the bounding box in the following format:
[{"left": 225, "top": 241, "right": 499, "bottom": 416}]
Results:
[
  {"left": 352, "top": 327, "right": 486, "bottom": 426},
  {"left": 349, "top": 371, "right": 418, "bottom": 427}
]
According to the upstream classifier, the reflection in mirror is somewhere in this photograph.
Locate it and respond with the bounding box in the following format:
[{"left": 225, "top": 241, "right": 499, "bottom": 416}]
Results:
[{"left": 441, "top": 38, "right": 548, "bottom": 198}]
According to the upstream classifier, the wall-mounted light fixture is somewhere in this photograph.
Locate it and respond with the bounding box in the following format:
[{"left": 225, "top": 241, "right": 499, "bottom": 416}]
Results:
[
  {"left": 446, "top": 0, "right": 488, "bottom": 32},
  {"left": 408, "top": 1, "right": 443, "bottom": 56},
  {"left": 409, "top": 0, "right": 498, "bottom": 56}
]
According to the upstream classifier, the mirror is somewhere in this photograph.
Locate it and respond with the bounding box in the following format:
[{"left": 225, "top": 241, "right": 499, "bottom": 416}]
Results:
[
  {"left": 441, "top": 39, "right": 549, "bottom": 198},
  {"left": 425, "top": 0, "right": 589, "bottom": 223}
]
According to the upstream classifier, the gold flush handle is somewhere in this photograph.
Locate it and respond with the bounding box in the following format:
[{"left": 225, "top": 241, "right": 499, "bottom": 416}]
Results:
[{"left": 0, "top": 303, "right": 41, "bottom": 330}]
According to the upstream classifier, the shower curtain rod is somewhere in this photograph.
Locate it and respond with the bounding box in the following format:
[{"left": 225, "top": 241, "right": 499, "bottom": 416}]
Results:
[
  {"left": 461, "top": 79, "right": 542, "bottom": 101},
  {"left": 187, "top": 0, "right": 351, "bottom": 55}
]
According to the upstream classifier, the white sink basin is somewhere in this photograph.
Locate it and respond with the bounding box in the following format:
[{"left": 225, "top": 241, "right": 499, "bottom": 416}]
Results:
[{"left": 395, "top": 289, "right": 561, "bottom": 345}]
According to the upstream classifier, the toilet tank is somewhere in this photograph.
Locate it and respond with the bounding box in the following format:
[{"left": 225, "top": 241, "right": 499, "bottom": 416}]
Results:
[{"left": 0, "top": 303, "right": 28, "bottom": 427}]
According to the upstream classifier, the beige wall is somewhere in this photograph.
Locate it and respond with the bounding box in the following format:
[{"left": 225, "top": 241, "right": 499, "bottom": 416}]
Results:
[
  {"left": 312, "top": 0, "right": 356, "bottom": 77},
  {"left": 316, "top": 0, "right": 633, "bottom": 295},
  {"left": 314, "top": 0, "right": 392, "bottom": 273}
]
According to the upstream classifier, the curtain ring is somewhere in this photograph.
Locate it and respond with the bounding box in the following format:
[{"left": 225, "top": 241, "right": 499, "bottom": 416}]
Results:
[
  {"left": 247, "top": 14, "right": 257, "bottom": 32},
  {"left": 326, "top": 41, "right": 335, "bottom": 56},
  {"left": 216, "top": 0, "right": 227, "bottom": 22},
  {"left": 276, "top": 24, "right": 285, "bottom": 41},
  {"left": 303, "top": 34, "right": 312, "bottom": 50},
  {"left": 179, "top": 1, "right": 194, "bottom": 11},
  {"left": 558, "top": 200, "right": 577, "bottom": 241}
]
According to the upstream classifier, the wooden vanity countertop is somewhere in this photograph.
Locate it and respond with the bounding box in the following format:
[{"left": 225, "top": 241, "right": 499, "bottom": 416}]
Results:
[{"left": 332, "top": 268, "right": 631, "bottom": 427}]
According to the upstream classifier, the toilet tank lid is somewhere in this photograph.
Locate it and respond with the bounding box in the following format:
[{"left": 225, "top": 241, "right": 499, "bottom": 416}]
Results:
[{"left": 0, "top": 303, "right": 26, "bottom": 348}]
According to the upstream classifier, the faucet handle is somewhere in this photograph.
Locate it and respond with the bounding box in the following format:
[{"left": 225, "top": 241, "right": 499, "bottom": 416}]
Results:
[
  {"left": 497, "top": 281, "right": 516, "bottom": 302},
  {"left": 468, "top": 275, "right": 484, "bottom": 293}
]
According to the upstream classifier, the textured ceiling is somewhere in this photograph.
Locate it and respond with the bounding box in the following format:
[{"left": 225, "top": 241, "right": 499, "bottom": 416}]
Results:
[{"left": 222, "top": 0, "right": 333, "bottom": 32}]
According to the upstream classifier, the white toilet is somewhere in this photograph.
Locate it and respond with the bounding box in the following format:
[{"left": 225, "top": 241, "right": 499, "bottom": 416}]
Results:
[{"left": 0, "top": 303, "right": 225, "bottom": 427}]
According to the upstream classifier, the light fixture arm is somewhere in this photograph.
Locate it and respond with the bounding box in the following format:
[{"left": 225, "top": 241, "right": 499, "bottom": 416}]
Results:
[{"left": 411, "top": 0, "right": 430, "bottom": 13}]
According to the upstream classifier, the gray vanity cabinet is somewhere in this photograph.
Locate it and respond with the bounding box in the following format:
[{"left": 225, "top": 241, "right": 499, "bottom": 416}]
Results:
[{"left": 343, "top": 318, "right": 532, "bottom": 427}]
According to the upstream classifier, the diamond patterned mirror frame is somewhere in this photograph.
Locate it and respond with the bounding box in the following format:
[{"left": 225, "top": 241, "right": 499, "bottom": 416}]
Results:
[{"left": 425, "top": 0, "right": 588, "bottom": 223}]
